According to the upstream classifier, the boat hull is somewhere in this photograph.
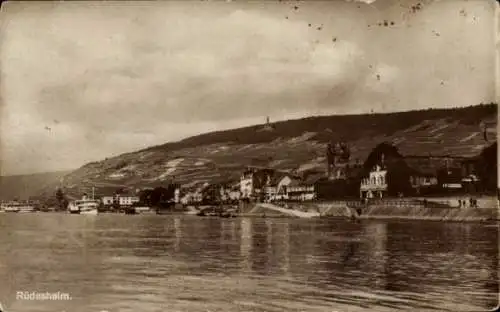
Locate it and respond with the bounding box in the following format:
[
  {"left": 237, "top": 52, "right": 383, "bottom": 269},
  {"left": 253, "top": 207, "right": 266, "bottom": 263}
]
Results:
[{"left": 80, "top": 210, "right": 98, "bottom": 215}]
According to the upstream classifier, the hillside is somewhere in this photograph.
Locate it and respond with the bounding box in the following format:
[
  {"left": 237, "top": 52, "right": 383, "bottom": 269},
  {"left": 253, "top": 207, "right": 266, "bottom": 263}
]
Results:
[
  {"left": 0, "top": 171, "right": 69, "bottom": 201},
  {"left": 37, "top": 104, "right": 497, "bottom": 199}
]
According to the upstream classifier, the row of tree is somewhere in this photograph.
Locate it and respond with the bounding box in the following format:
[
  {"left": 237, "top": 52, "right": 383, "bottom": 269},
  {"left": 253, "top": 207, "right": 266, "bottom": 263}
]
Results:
[{"left": 138, "top": 185, "right": 178, "bottom": 208}]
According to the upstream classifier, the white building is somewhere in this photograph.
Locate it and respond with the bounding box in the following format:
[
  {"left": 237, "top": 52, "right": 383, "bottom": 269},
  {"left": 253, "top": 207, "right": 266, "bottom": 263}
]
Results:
[
  {"left": 265, "top": 174, "right": 295, "bottom": 201},
  {"left": 240, "top": 170, "right": 254, "bottom": 199},
  {"left": 101, "top": 196, "right": 114, "bottom": 206},
  {"left": 118, "top": 196, "right": 140, "bottom": 206},
  {"left": 286, "top": 173, "right": 323, "bottom": 202},
  {"left": 360, "top": 165, "right": 388, "bottom": 199},
  {"left": 174, "top": 188, "right": 180, "bottom": 203},
  {"left": 180, "top": 189, "right": 203, "bottom": 205}
]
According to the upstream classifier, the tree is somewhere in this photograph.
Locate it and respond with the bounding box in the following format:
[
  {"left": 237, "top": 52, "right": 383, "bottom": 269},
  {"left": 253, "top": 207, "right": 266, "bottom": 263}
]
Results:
[
  {"left": 139, "top": 189, "right": 154, "bottom": 206},
  {"left": 55, "top": 188, "right": 66, "bottom": 211},
  {"left": 476, "top": 142, "right": 497, "bottom": 193},
  {"left": 149, "top": 185, "right": 176, "bottom": 208}
]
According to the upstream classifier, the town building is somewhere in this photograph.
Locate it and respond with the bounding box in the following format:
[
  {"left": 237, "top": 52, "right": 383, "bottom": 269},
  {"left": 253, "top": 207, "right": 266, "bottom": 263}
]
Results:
[
  {"left": 286, "top": 172, "right": 324, "bottom": 201},
  {"left": 240, "top": 167, "right": 274, "bottom": 201},
  {"left": 174, "top": 188, "right": 180, "bottom": 204},
  {"left": 326, "top": 141, "right": 351, "bottom": 180},
  {"left": 100, "top": 194, "right": 139, "bottom": 209},
  {"left": 264, "top": 173, "right": 300, "bottom": 202},
  {"left": 360, "top": 163, "right": 388, "bottom": 199},
  {"left": 101, "top": 196, "right": 114, "bottom": 206},
  {"left": 240, "top": 170, "right": 254, "bottom": 199},
  {"left": 180, "top": 192, "right": 202, "bottom": 205},
  {"left": 358, "top": 142, "right": 414, "bottom": 198},
  {"left": 180, "top": 182, "right": 206, "bottom": 205},
  {"left": 358, "top": 140, "right": 498, "bottom": 198},
  {"left": 118, "top": 196, "right": 140, "bottom": 207},
  {"left": 404, "top": 156, "right": 442, "bottom": 195}
]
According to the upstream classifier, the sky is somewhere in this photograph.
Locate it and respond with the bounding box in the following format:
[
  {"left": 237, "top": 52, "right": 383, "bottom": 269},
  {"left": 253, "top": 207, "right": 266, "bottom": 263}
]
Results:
[{"left": 0, "top": 0, "right": 496, "bottom": 175}]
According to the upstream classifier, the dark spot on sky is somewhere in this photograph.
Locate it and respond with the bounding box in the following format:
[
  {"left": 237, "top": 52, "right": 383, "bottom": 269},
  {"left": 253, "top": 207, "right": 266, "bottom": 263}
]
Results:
[
  {"left": 390, "top": 21, "right": 395, "bottom": 26},
  {"left": 285, "top": 16, "right": 288, "bottom": 19},
  {"left": 332, "top": 37, "right": 337, "bottom": 42},
  {"left": 294, "top": 5, "right": 299, "bottom": 10},
  {"left": 54, "top": 119, "right": 60, "bottom": 124},
  {"left": 410, "top": 2, "right": 423, "bottom": 14},
  {"left": 383, "top": 20, "right": 389, "bottom": 27},
  {"left": 369, "top": 65, "right": 373, "bottom": 69},
  {"left": 376, "top": 74, "right": 381, "bottom": 81},
  {"left": 45, "top": 126, "right": 51, "bottom": 131},
  {"left": 440, "top": 81, "right": 444, "bottom": 85},
  {"left": 308, "top": 23, "right": 312, "bottom": 27}
]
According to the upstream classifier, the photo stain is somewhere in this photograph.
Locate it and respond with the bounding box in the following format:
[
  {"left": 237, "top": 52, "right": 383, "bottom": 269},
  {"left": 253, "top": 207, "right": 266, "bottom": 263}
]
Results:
[{"left": 410, "top": 2, "right": 423, "bottom": 14}]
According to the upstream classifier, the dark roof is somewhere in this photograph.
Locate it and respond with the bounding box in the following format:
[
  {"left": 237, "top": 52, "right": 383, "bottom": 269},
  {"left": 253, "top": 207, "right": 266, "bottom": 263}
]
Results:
[
  {"left": 303, "top": 172, "right": 325, "bottom": 185},
  {"left": 404, "top": 157, "right": 443, "bottom": 176},
  {"left": 287, "top": 177, "right": 303, "bottom": 187},
  {"left": 404, "top": 156, "right": 463, "bottom": 176},
  {"left": 269, "top": 172, "right": 289, "bottom": 185}
]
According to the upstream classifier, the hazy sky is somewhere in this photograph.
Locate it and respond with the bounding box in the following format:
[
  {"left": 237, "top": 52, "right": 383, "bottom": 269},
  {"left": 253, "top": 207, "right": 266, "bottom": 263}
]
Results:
[{"left": 0, "top": 0, "right": 496, "bottom": 175}]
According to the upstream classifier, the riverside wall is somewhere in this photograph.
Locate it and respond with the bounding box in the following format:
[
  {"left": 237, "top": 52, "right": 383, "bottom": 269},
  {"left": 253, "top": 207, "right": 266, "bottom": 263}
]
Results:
[{"left": 235, "top": 197, "right": 499, "bottom": 221}]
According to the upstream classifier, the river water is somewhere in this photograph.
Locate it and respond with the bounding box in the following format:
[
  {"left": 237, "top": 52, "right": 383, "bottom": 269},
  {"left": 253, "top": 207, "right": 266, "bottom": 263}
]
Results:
[{"left": 0, "top": 214, "right": 497, "bottom": 312}]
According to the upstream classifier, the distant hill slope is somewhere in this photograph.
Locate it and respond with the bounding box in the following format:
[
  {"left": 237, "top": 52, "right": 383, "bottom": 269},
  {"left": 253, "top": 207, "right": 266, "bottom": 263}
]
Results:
[
  {"left": 0, "top": 171, "right": 69, "bottom": 201},
  {"left": 38, "top": 104, "right": 497, "bottom": 199}
]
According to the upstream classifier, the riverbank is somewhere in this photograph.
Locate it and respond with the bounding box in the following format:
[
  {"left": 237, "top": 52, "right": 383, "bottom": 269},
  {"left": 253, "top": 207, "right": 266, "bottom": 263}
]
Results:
[
  {"left": 358, "top": 205, "right": 497, "bottom": 222},
  {"left": 234, "top": 199, "right": 499, "bottom": 222}
]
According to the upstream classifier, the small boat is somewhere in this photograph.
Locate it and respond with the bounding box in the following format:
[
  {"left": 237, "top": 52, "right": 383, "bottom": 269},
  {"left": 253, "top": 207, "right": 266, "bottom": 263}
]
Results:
[
  {"left": 220, "top": 207, "right": 238, "bottom": 218},
  {"left": 220, "top": 211, "right": 237, "bottom": 218},
  {"left": 134, "top": 206, "right": 155, "bottom": 214}
]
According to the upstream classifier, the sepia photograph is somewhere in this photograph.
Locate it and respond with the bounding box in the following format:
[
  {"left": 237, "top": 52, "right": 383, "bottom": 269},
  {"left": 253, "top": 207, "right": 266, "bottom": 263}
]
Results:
[{"left": 0, "top": 0, "right": 499, "bottom": 311}]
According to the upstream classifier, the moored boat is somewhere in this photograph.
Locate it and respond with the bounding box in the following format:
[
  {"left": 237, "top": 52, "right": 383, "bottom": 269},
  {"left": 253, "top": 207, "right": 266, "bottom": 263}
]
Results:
[
  {"left": 68, "top": 197, "right": 99, "bottom": 215},
  {"left": 1, "top": 201, "right": 35, "bottom": 213}
]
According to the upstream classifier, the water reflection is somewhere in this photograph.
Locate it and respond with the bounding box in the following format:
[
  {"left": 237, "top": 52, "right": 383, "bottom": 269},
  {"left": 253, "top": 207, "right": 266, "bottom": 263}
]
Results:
[
  {"left": 0, "top": 214, "right": 497, "bottom": 312},
  {"left": 240, "top": 218, "right": 252, "bottom": 274},
  {"left": 364, "top": 223, "right": 387, "bottom": 290},
  {"left": 384, "top": 222, "right": 498, "bottom": 309},
  {"left": 174, "top": 217, "right": 181, "bottom": 252},
  {"left": 279, "top": 222, "right": 290, "bottom": 275}
]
